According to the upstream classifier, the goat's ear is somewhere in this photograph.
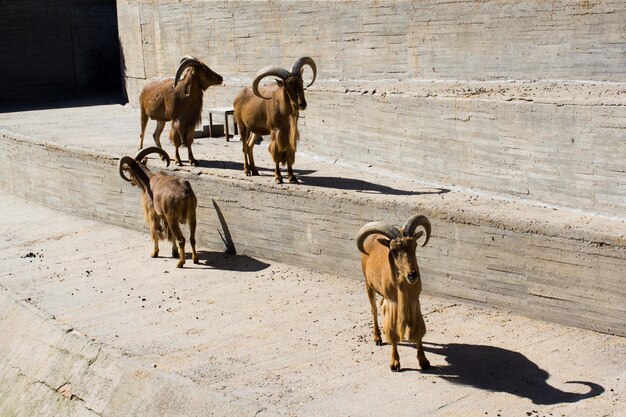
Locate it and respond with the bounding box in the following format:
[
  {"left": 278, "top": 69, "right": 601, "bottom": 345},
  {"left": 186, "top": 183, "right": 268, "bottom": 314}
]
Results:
[
  {"left": 377, "top": 237, "right": 391, "bottom": 248},
  {"left": 275, "top": 78, "right": 284, "bottom": 87}
]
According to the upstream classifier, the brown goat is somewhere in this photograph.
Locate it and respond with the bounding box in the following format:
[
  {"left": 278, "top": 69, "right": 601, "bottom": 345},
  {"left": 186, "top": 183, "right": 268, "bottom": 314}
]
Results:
[
  {"left": 356, "top": 215, "right": 432, "bottom": 372},
  {"left": 233, "top": 57, "right": 317, "bottom": 183},
  {"left": 139, "top": 56, "right": 223, "bottom": 166},
  {"left": 118, "top": 147, "right": 199, "bottom": 268}
]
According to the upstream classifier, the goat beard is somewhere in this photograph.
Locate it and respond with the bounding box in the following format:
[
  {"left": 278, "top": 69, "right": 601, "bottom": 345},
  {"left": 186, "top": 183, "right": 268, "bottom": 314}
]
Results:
[{"left": 383, "top": 286, "right": 425, "bottom": 343}]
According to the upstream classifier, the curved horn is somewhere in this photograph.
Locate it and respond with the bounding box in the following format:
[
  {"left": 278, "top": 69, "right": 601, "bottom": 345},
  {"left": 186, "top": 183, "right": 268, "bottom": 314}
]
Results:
[
  {"left": 174, "top": 56, "right": 202, "bottom": 87},
  {"left": 134, "top": 146, "right": 171, "bottom": 167},
  {"left": 402, "top": 214, "right": 431, "bottom": 247},
  {"left": 291, "top": 57, "right": 317, "bottom": 87},
  {"left": 252, "top": 66, "right": 290, "bottom": 99},
  {"left": 118, "top": 156, "right": 136, "bottom": 182},
  {"left": 356, "top": 221, "right": 402, "bottom": 255}
]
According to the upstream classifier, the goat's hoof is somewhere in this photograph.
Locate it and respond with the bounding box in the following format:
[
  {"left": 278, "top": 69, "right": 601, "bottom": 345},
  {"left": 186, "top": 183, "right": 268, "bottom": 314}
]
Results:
[
  {"left": 151, "top": 251, "right": 159, "bottom": 258},
  {"left": 374, "top": 338, "right": 383, "bottom": 346},
  {"left": 390, "top": 361, "right": 401, "bottom": 372},
  {"left": 193, "top": 256, "right": 199, "bottom": 264},
  {"left": 419, "top": 359, "right": 431, "bottom": 370},
  {"left": 275, "top": 177, "right": 283, "bottom": 184},
  {"left": 189, "top": 159, "right": 199, "bottom": 167},
  {"left": 176, "top": 261, "right": 184, "bottom": 268},
  {"left": 252, "top": 170, "right": 260, "bottom": 176},
  {"left": 288, "top": 177, "right": 299, "bottom": 184}
]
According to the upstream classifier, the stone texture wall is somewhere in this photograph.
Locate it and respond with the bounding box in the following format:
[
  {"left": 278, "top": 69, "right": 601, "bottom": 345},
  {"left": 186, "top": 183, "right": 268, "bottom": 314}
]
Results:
[
  {"left": 116, "top": 0, "right": 626, "bottom": 217},
  {"left": 1, "top": 132, "right": 624, "bottom": 336}
]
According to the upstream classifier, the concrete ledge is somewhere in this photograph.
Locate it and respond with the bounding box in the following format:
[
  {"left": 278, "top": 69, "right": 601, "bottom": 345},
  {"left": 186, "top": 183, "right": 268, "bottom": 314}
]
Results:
[
  {"left": 0, "top": 291, "right": 275, "bottom": 417},
  {"left": 0, "top": 105, "right": 624, "bottom": 336}
]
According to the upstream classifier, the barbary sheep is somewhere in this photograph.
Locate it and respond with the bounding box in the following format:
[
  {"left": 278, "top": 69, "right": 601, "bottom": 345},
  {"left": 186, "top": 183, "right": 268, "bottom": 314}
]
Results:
[
  {"left": 356, "top": 215, "right": 432, "bottom": 372},
  {"left": 118, "top": 147, "right": 199, "bottom": 268},
  {"left": 233, "top": 57, "right": 317, "bottom": 183},
  {"left": 139, "top": 56, "right": 223, "bottom": 166}
]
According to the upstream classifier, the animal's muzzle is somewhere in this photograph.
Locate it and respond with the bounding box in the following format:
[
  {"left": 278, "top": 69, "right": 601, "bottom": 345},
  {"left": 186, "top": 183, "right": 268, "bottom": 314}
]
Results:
[{"left": 299, "top": 102, "right": 307, "bottom": 110}]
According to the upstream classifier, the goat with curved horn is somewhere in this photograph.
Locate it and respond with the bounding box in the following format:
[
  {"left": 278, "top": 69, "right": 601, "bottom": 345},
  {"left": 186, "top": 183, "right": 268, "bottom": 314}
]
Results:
[
  {"left": 252, "top": 67, "right": 291, "bottom": 100},
  {"left": 117, "top": 148, "right": 199, "bottom": 269},
  {"left": 174, "top": 56, "right": 201, "bottom": 87},
  {"left": 139, "top": 55, "right": 223, "bottom": 166},
  {"left": 134, "top": 146, "right": 171, "bottom": 166},
  {"left": 356, "top": 221, "right": 402, "bottom": 255},
  {"left": 357, "top": 214, "right": 433, "bottom": 372},
  {"left": 233, "top": 57, "right": 318, "bottom": 183},
  {"left": 402, "top": 214, "right": 431, "bottom": 247},
  {"left": 291, "top": 56, "right": 317, "bottom": 87}
]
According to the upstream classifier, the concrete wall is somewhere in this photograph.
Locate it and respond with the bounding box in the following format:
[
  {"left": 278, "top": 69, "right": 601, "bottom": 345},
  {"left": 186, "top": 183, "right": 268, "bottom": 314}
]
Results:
[
  {"left": 1, "top": 132, "right": 624, "bottom": 336},
  {"left": 0, "top": 0, "right": 122, "bottom": 105},
  {"left": 116, "top": 0, "right": 626, "bottom": 217}
]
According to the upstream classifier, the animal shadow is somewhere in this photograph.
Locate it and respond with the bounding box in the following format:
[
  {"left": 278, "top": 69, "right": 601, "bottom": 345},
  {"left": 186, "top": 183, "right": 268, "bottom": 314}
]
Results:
[
  {"left": 297, "top": 175, "right": 450, "bottom": 196},
  {"left": 195, "top": 250, "right": 270, "bottom": 272},
  {"left": 195, "top": 160, "right": 316, "bottom": 176},
  {"left": 423, "top": 342, "right": 604, "bottom": 405}
]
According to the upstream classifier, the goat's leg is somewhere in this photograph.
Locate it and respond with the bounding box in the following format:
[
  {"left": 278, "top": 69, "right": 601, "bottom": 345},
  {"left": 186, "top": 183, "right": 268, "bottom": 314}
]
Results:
[
  {"left": 189, "top": 212, "right": 199, "bottom": 264},
  {"left": 269, "top": 132, "right": 283, "bottom": 184},
  {"left": 389, "top": 339, "right": 401, "bottom": 372},
  {"left": 185, "top": 131, "right": 198, "bottom": 166},
  {"left": 286, "top": 160, "right": 298, "bottom": 184},
  {"left": 384, "top": 301, "right": 401, "bottom": 371},
  {"left": 169, "top": 125, "right": 183, "bottom": 166},
  {"left": 273, "top": 160, "right": 283, "bottom": 184},
  {"left": 240, "top": 126, "right": 252, "bottom": 176},
  {"left": 415, "top": 314, "right": 431, "bottom": 370},
  {"left": 416, "top": 339, "right": 431, "bottom": 370},
  {"left": 366, "top": 286, "right": 382, "bottom": 346},
  {"left": 153, "top": 121, "right": 166, "bottom": 157},
  {"left": 139, "top": 108, "right": 149, "bottom": 150},
  {"left": 168, "top": 220, "right": 186, "bottom": 268},
  {"left": 247, "top": 133, "right": 260, "bottom": 176},
  {"left": 150, "top": 228, "right": 160, "bottom": 258},
  {"left": 285, "top": 143, "right": 298, "bottom": 183},
  {"left": 186, "top": 143, "right": 198, "bottom": 166},
  {"left": 160, "top": 218, "right": 177, "bottom": 257}
]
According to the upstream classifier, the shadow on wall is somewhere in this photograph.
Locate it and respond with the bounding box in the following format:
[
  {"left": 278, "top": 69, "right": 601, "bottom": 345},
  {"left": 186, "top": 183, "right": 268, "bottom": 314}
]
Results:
[
  {"left": 423, "top": 342, "right": 604, "bottom": 405},
  {"left": 197, "top": 160, "right": 449, "bottom": 196},
  {"left": 298, "top": 176, "right": 450, "bottom": 196}
]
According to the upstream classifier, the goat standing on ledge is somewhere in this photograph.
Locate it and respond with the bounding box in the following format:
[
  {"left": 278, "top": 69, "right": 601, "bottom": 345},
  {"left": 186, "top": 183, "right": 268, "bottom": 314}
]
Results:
[
  {"left": 356, "top": 215, "right": 432, "bottom": 372},
  {"left": 233, "top": 57, "right": 317, "bottom": 184},
  {"left": 118, "top": 147, "right": 199, "bottom": 268},
  {"left": 139, "top": 56, "right": 223, "bottom": 166}
]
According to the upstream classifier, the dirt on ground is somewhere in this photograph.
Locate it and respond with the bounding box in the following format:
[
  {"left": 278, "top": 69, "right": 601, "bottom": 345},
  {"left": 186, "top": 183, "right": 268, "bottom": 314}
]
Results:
[{"left": 1, "top": 194, "right": 624, "bottom": 417}]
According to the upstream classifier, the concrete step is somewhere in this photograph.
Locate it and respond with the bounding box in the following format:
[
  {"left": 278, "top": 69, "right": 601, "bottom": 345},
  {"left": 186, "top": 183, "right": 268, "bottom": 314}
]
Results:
[
  {"left": 0, "top": 194, "right": 624, "bottom": 416},
  {"left": 0, "top": 102, "right": 624, "bottom": 336}
]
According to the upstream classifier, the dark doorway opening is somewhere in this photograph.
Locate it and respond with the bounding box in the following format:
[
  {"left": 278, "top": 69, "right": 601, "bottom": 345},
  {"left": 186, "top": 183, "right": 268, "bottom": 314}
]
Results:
[{"left": 0, "top": 0, "right": 126, "bottom": 110}]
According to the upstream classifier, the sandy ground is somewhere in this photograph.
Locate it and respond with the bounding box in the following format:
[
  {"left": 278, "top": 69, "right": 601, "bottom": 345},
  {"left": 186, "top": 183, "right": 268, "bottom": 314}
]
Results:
[{"left": 1, "top": 193, "right": 624, "bottom": 417}]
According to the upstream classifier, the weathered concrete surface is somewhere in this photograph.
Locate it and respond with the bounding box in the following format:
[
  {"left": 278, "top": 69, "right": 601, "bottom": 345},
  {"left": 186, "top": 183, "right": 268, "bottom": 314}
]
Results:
[
  {"left": 1, "top": 194, "right": 625, "bottom": 416},
  {"left": 0, "top": 103, "right": 624, "bottom": 337},
  {"left": 117, "top": 0, "right": 626, "bottom": 216}
]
